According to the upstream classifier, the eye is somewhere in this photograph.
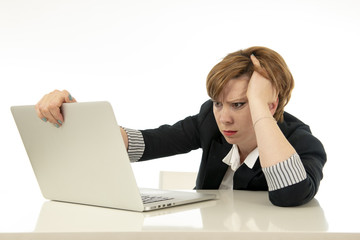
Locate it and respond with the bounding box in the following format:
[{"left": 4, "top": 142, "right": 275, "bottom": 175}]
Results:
[
  {"left": 232, "top": 102, "right": 245, "bottom": 109},
  {"left": 213, "top": 101, "right": 222, "bottom": 109}
]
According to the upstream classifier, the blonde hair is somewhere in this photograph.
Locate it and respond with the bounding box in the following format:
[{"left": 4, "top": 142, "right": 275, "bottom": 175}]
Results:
[{"left": 206, "top": 46, "right": 294, "bottom": 122}]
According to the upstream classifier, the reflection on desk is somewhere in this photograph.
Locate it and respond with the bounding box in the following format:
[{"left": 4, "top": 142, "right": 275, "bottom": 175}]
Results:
[
  {"left": 2, "top": 190, "right": 359, "bottom": 240},
  {"left": 199, "top": 191, "right": 327, "bottom": 232},
  {"left": 35, "top": 198, "right": 212, "bottom": 232},
  {"left": 34, "top": 190, "right": 326, "bottom": 232}
]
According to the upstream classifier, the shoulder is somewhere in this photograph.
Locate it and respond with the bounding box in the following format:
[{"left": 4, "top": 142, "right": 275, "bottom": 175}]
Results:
[
  {"left": 280, "top": 112, "right": 326, "bottom": 159},
  {"left": 197, "top": 100, "right": 216, "bottom": 126},
  {"left": 199, "top": 99, "right": 213, "bottom": 114},
  {"left": 194, "top": 99, "right": 215, "bottom": 126},
  {"left": 196, "top": 100, "right": 223, "bottom": 143},
  {"left": 279, "top": 112, "right": 313, "bottom": 138}
]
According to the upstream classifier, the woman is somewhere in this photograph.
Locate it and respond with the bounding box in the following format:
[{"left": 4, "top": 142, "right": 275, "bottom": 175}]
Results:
[{"left": 36, "top": 46, "right": 326, "bottom": 207}]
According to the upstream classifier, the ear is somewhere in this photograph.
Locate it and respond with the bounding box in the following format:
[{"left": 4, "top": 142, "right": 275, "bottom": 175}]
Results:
[{"left": 269, "top": 97, "right": 279, "bottom": 115}]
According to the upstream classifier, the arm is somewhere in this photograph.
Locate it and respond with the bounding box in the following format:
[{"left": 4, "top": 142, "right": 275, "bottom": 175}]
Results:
[
  {"left": 120, "top": 127, "right": 129, "bottom": 149},
  {"left": 139, "top": 100, "right": 215, "bottom": 161},
  {"left": 247, "top": 55, "right": 296, "bottom": 167},
  {"left": 139, "top": 114, "right": 202, "bottom": 161},
  {"left": 247, "top": 55, "right": 326, "bottom": 206},
  {"left": 35, "top": 90, "right": 202, "bottom": 162},
  {"left": 267, "top": 123, "right": 326, "bottom": 206}
]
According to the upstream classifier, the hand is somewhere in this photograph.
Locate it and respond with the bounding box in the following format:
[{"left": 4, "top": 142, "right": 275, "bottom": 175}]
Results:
[
  {"left": 35, "top": 89, "right": 76, "bottom": 127},
  {"left": 247, "top": 54, "right": 278, "bottom": 109}
]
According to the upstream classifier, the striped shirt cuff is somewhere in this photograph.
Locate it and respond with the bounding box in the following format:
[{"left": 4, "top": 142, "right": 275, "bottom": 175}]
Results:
[
  {"left": 122, "top": 127, "right": 145, "bottom": 162},
  {"left": 262, "top": 153, "right": 307, "bottom": 191}
]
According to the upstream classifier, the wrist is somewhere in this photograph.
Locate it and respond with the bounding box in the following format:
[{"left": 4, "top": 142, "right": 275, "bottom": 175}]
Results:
[
  {"left": 253, "top": 116, "right": 276, "bottom": 128},
  {"left": 120, "top": 127, "right": 129, "bottom": 150}
]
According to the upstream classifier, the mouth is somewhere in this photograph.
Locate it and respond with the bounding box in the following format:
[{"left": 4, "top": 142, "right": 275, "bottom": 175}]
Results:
[{"left": 222, "top": 130, "right": 237, "bottom": 137}]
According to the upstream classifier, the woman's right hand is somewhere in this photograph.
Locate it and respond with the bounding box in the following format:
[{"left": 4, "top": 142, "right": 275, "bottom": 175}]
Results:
[{"left": 35, "top": 90, "right": 76, "bottom": 127}]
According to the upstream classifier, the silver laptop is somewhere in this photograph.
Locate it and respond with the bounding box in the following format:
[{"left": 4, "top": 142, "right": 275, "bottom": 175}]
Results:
[{"left": 11, "top": 101, "right": 216, "bottom": 212}]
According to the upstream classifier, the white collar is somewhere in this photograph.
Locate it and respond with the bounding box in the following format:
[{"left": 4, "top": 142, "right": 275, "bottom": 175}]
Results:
[{"left": 222, "top": 145, "right": 259, "bottom": 171}]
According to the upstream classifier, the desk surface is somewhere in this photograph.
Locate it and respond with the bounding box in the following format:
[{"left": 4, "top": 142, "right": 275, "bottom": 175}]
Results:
[{"left": 0, "top": 190, "right": 359, "bottom": 240}]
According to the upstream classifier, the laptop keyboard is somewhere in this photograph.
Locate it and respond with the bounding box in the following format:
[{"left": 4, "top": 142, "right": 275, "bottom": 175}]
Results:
[{"left": 141, "top": 194, "right": 174, "bottom": 204}]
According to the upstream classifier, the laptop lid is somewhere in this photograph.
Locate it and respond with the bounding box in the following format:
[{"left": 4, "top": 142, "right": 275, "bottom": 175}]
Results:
[
  {"left": 11, "top": 102, "right": 145, "bottom": 211},
  {"left": 11, "top": 102, "right": 216, "bottom": 212}
]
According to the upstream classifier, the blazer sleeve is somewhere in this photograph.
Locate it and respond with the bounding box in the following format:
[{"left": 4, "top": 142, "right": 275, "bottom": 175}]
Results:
[
  {"left": 268, "top": 120, "right": 327, "bottom": 207},
  {"left": 138, "top": 101, "right": 213, "bottom": 161}
]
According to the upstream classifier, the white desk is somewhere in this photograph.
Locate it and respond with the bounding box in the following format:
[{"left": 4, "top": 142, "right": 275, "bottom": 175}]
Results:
[{"left": 0, "top": 190, "right": 358, "bottom": 240}]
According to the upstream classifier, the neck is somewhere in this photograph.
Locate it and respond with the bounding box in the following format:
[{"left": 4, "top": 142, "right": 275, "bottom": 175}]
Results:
[{"left": 237, "top": 141, "right": 257, "bottom": 164}]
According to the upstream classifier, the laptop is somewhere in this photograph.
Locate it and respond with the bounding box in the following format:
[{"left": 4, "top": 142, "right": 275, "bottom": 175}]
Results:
[{"left": 11, "top": 101, "right": 216, "bottom": 212}]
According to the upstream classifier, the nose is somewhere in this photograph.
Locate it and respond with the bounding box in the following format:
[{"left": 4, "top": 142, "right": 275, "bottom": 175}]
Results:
[{"left": 219, "top": 106, "right": 233, "bottom": 125}]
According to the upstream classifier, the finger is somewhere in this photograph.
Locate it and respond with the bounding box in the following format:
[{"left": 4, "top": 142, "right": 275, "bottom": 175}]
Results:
[
  {"left": 38, "top": 102, "right": 62, "bottom": 125},
  {"left": 49, "top": 105, "right": 64, "bottom": 127},
  {"left": 250, "top": 54, "right": 270, "bottom": 79},
  {"left": 62, "top": 90, "right": 77, "bottom": 103},
  {"left": 37, "top": 93, "right": 65, "bottom": 126},
  {"left": 35, "top": 89, "right": 76, "bottom": 127},
  {"left": 39, "top": 107, "right": 58, "bottom": 126},
  {"left": 35, "top": 104, "right": 48, "bottom": 123},
  {"left": 35, "top": 94, "right": 58, "bottom": 124},
  {"left": 250, "top": 54, "right": 261, "bottom": 68},
  {"left": 47, "top": 90, "right": 75, "bottom": 126}
]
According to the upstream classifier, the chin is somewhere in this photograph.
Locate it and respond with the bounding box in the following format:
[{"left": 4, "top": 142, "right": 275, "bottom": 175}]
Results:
[{"left": 223, "top": 137, "right": 238, "bottom": 145}]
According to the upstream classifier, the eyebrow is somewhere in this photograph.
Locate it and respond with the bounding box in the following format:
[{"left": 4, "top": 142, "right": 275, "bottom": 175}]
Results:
[
  {"left": 226, "top": 97, "right": 247, "bottom": 103},
  {"left": 211, "top": 97, "right": 247, "bottom": 104}
]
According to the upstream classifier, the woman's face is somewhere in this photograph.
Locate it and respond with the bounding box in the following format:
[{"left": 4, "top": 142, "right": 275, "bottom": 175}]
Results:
[{"left": 212, "top": 75, "right": 256, "bottom": 148}]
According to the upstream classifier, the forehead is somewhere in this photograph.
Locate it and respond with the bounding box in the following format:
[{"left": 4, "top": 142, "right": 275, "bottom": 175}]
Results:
[{"left": 218, "top": 75, "right": 250, "bottom": 101}]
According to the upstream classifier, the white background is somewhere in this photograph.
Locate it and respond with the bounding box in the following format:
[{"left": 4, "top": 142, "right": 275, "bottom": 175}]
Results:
[{"left": 1, "top": 0, "right": 360, "bottom": 229}]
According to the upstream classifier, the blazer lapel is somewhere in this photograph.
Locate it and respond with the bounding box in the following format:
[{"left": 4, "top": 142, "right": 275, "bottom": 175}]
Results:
[{"left": 200, "top": 137, "right": 231, "bottom": 189}]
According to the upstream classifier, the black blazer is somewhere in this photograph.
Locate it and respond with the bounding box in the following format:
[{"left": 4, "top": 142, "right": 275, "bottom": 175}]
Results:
[{"left": 139, "top": 100, "right": 326, "bottom": 207}]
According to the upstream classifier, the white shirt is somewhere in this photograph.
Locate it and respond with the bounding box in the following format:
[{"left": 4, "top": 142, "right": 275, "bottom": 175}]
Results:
[{"left": 219, "top": 145, "right": 259, "bottom": 190}]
